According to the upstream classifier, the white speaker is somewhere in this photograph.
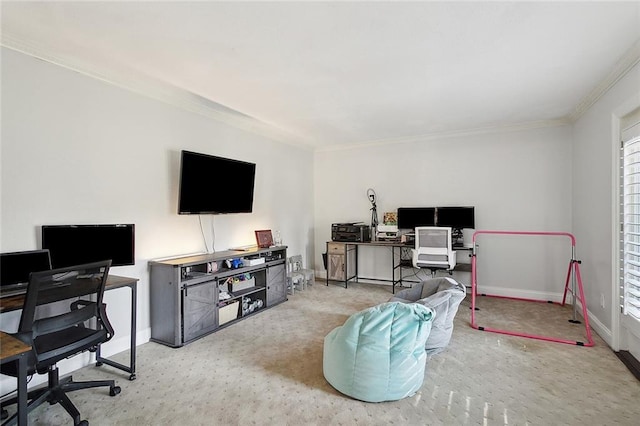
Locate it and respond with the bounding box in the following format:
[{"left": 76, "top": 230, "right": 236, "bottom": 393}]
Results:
[{"left": 462, "top": 228, "right": 476, "bottom": 248}]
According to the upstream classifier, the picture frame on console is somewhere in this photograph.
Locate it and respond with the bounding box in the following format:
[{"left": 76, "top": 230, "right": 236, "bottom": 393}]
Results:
[{"left": 255, "top": 230, "right": 273, "bottom": 248}]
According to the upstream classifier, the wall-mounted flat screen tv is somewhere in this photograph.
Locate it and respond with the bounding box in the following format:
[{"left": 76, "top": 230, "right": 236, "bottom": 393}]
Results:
[
  {"left": 178, "top": 150, "right": 256, "bottom": 214},
  {"left": 42, "top": 224, "right": 135, "bottom": 269},
  {"left": 397, "top": 207, "right": 436, "bottom": 230},
  {"left": 436, "top": 207, "right": 475, "bottom": 229}
]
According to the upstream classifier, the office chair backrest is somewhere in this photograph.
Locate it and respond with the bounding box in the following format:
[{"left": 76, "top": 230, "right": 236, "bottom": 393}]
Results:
[
  {"left": 415, "top": 227, "right": 452, "bottom": 251},
  {"left": 19, "top": 260, "right": 113, "bottom": 371}
]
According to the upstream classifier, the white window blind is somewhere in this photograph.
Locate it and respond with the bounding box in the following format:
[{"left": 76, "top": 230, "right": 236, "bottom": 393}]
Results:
[{"left": 622, "top": 114, "right": 640, "bottom": 322}]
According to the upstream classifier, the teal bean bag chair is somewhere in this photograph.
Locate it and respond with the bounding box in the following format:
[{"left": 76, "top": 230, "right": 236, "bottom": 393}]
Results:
[{"left": 323, "top": 301, "right": 435, "bottom": 402}]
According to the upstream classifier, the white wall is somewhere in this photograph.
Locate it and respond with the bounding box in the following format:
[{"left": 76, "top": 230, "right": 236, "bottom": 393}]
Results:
[
  {"left": 314, "top": 125, "right": 573, "bottom": 297},
  {"left": 0, "top": 48, "right": 314, "bottom": 390},
  {"left": 572, "top": 61, "right": 640, "bottom": 344}
]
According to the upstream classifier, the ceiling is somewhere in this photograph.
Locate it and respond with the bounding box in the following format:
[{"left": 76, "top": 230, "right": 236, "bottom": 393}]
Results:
[{"left": 2, "top": 1, "right": 640, "bottom": 150}]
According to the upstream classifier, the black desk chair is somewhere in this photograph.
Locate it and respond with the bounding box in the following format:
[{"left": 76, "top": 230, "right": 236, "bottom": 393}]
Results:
[{"left": 0, "top": 260, "right": 121, "bottom": 426}]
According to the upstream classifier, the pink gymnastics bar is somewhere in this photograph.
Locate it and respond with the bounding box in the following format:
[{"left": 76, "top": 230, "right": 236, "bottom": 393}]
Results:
[{"left": 470, "top": 230, "right": 594, "bottom": 347}]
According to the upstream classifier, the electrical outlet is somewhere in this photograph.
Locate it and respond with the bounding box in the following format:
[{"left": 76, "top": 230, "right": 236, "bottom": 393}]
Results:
[{"left": 600, "top": 293, "right": 605, "bottom": 308}]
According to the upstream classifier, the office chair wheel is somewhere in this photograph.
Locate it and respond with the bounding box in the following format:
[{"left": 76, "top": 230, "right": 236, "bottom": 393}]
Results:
[
  {"left": 78, "top": 420, "right": 88, "bottom": 426},
  {"left": 129, "top": 373, "right": 137, "bottom": 381},
  {"left": 109, "top": 386, "right": 121, "bottom": 396}
]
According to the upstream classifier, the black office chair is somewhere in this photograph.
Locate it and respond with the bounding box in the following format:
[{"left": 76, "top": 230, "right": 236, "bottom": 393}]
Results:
[{"left": 0, "top": 260, "right": 121, "bottom": 426}]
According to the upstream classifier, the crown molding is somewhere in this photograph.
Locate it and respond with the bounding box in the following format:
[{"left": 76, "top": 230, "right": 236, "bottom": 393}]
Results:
[
  {"left": 5, "top": 30, "right": 634, "bottom": 154},
  {"left": 0, "top": 33, "right": 313, "bottom": 151},
  {"left": 316, "top": 118, "right": 571, "bottom": 153},
  {"left": 569, "top": 39, "right": 640, "bottom": 123}
]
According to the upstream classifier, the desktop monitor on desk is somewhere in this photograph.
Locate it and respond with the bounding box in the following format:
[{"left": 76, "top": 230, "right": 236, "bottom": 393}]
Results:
[
  {"left": 436, "top": 206, "right": 475, "bottom": 247},
  {"left": 397, "top": 207, "right": 436, "bottom": 231},
  {"left": 397, "top": 206, "right": 475, "bottom": 247},
  {"left": 0, "top": 249, "right": 52, "bottom": 292},
  {"left": 42, "top": 224, "right": 135, "bottom": 269},
  {"left": 436, "top": 207, "right": 475, "bottom": 230}
]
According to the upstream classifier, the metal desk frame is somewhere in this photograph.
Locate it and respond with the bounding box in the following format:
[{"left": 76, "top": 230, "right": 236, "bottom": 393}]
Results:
[
  {"left": 95, "top": 275, "right": 138, "bottom": 380},
  {"left": 326, "top": 241, "right": 419, "bottom": 293},
  {"left": 326, "top": 241, "right": 472, "bottom": 293}
]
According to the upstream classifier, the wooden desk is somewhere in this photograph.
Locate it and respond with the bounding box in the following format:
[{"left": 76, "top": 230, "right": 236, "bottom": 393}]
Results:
[
  {"left": 326, "top": 240, "right": 413, "bottom": 292},
  {"left": 0, "top": 332, "right": 31, "bottom": 426},
  {"left": 326, "top": 241, "right": 472, "bottom": 293},
  {"left": 0, "top": 275, "right": 139, "bottom": 380}
]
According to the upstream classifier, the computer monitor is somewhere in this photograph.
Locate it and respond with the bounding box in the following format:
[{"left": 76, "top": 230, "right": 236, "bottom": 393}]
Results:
[
  {"left": 0, "top": 249, "right": 52, "bottom": 288},
  {"left": 397, "top": 207, "right": 436, "bottom": 230},
  {"left": 42, "top": 224, "right": 135, "bottom": 269},
  {"left": 436, "top": 207, "right": 475, "bottom": 229}
]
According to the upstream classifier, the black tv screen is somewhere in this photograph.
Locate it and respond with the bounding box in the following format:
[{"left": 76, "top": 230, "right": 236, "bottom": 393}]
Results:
[
  {"left": 397, "top": 207, "right": 436, "bottom": 230},
  {"left": 42, "top": 224, "right": 135, "bottom": 269},
  {"left": 436, "top": 207, "right": 475, "bottom": 229},
  {"left": 178, "top": 150, "right": 256, "bottom": 214}
]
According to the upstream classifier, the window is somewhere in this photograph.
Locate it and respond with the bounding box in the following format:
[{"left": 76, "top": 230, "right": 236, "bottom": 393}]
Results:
[{"left": 621, "top": 114, "right": 640, "bottom": 323}]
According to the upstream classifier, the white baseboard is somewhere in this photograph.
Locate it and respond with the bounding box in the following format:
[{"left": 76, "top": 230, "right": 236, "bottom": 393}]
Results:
[
  {"left": 585, "top": 308, "right": 612, "bottom": 346},
  {"left": 475, "top": 285, "right": 565, "bottom": 302},
  {"left": 99, "top": 327, "right": 152, "bottom": 358}
]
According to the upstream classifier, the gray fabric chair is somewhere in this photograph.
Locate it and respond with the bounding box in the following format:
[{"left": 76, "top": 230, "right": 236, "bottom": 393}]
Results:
[{"left": 389, "top": 277, "right": 466, "bottom": 355}]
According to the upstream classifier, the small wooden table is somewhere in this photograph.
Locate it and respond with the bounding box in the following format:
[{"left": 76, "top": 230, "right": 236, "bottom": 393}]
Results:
[{"left": 0, "top": 332, "right": 31, "bottom": 426}]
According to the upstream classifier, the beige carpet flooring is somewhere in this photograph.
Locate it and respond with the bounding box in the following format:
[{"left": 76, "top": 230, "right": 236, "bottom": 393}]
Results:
[{"left": 5, "top": 281, "right": 640, "bottom": 425}]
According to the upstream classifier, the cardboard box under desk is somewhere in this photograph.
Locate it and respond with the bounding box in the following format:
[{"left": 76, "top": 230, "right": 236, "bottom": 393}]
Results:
[{"left": 219, "top": 301, "right": 239, "bottom": 325}]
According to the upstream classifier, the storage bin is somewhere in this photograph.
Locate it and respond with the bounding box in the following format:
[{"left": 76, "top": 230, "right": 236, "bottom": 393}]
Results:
[
  {"left": 231, "top": 276, "right": 255, "bottom": 292},
  {"left": 219, "top": 301, "right": 239, "bottom": 325}
]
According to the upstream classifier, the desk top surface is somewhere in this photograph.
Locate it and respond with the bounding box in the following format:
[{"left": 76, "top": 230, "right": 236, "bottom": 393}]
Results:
[
  {"left": 330, "top": 240, "right": 412, "bottom": 247},
  {"left": 0, "top": 274, "right": 138, "bottom": 314},
  {"left": 0, "top": 331, "right": 31, "bottom": 360},
  {"left": 329, "top": 240, "right": 472, "bottom": 250}
]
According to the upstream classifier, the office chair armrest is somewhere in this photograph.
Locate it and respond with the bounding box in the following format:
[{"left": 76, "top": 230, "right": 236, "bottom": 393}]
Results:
[
  {"left": 69, "top": 300, "right": 115, "bottom": 341},
  {"left": 99, "top": 303, "right": 115, "bottom": 341}
]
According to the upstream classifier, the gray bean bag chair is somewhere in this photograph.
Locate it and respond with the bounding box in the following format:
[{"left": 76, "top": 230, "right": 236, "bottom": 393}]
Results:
[{"left": 389, "top": 277, "right": 466, "bottom": 355}]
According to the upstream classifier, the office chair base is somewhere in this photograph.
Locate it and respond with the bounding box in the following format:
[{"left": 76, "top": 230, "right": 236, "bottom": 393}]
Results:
[
  {"left": 0, "top": 367, "right": 120, "bottom": 426},
  {"left": 427, "top": 269, "right": 454, "bottom": 278}
]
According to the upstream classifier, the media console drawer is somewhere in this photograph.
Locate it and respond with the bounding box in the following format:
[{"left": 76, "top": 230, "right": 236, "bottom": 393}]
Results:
[{"left": 327, "top": 242, "right": 346, "bottom": 253}]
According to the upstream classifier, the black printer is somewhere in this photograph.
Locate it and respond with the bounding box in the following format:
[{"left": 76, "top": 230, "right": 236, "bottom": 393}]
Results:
[{"left": 331, "top": 223, "right": 371, "bottom": 242}]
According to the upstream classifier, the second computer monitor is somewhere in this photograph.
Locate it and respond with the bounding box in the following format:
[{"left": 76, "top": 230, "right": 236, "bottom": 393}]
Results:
[{"left": 436, "top": 207, "right": 475, "bottom": 230}]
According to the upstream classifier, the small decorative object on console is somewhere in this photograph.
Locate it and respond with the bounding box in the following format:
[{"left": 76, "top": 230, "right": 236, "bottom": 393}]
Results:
[
  {"left": 225, "top": 258, "right": 244, "bottom": 269},
  {"left": 255, "top": 230, "right": 273, "bottom": 248},
  {"left": 243, "top": 257, "right": 266, "bottom": 266},
  {"left": 383, "top": 212, "right": 397, "bottom": 225}
]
